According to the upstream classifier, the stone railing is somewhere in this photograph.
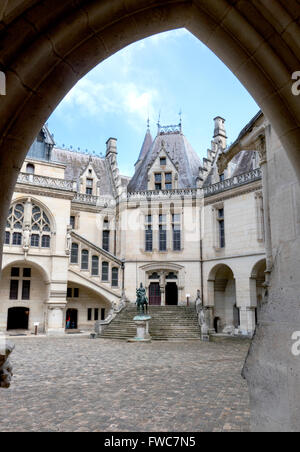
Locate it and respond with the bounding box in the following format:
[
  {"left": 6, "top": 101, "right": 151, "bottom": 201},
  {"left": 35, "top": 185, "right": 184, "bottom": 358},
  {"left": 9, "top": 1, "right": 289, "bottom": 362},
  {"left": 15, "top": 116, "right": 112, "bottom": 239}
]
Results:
[
  {"left": 73, "top": 193, "right": 99, "bottom": 205},
  {"left": 203, "top": 168, "right": 262, "bottom": 197},
  {"left": 17, "top": 173, "right": 75, "bottom": 191},
  {"left": 127, "top": 187, "right": 198, "bottom": 201}
]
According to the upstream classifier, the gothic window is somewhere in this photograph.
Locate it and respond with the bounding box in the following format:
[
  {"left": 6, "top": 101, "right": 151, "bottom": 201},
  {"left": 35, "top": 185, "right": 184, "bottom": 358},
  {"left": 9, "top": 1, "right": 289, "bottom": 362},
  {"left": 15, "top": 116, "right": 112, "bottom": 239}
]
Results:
[
  {"left": 92, "top": 256, "right": 99, "bottom": 276},
  {"left": 9, "top": 267, "right": 31, "bottom": 300},
  {"left": 145, "top": 215, "right": 153, "bottom": 252},
  {"left": 172, "top": 214, "right": 181, "bottom": 251},
  {"left": 71, "top": 243, "right": 79, "bottom": 264},
  {"left": 31, "top": 204, "right": 51, "bottom": 248},
  {"left": 112, "top": 268, "right": 119, "bottom": 287},
  {"left": 6, "top": 203, "right": 25, "bottom": 246},
  {"left": 166, "top": 272, "right": 178, "bottom": 279},
  {"left": 81, "top": 249, "right": 89, "bottom": 270},
  {"left": 160, "top": 157, "right": 166, "bottom": 166},
  {"left": 70, "top": 216, "right": 76, "bottom": 229},
  {"left": 102, "top": 262, "right": 109, "bottom": 281},
  {"left": 102, "top": 219, "right": 110, "bottom": 252},
  {"left": 159, "top": 214, "right": 167, "bottom": 251}
]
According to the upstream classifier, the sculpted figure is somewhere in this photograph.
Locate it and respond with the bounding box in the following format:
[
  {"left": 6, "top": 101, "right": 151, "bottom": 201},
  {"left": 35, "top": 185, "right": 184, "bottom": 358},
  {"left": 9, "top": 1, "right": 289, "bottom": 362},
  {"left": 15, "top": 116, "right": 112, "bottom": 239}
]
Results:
[
  {"left": 23, "top": 224, "right": 30, "bottom": 249},
  {"left": 0, "top": 341, "right": 14, "bottom": 388},
  {"left": 136, "top": 283, "right": 148, "bottom": 315}
]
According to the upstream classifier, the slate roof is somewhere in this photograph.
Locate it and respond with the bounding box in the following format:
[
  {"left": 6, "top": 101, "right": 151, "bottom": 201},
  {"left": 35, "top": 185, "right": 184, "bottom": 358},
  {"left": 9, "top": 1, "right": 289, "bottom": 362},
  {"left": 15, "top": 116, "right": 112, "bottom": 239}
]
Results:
[
  {"left": 127, "top": 130, "right": 202, "bottom": 192},
  {"left": 135, "top": 129, "right": 153, "bottom": 166},
  {"left": 52, "top": 148, "right": 115, "bottom": 196}
]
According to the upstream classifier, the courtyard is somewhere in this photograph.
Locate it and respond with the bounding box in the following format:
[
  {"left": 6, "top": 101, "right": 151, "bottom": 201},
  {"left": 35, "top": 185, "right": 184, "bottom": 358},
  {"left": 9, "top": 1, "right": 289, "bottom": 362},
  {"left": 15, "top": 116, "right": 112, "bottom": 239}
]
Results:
[{"left": 0, "top": 337, "right": 250, "bottom": 432}]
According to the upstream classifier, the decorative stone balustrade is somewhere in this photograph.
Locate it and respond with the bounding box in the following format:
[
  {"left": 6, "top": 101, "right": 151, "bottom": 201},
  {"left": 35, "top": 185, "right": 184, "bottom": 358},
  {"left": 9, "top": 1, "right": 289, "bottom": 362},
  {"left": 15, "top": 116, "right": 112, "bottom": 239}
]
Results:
[
  {"left": 127, "top": 188, "right": 199, "bottom": 201},
  {"left": 203, "top": 168, "right": 262, "bottom": 198},
  {"left": 17, "top": 173, "right": 75, "bottom": 191}
]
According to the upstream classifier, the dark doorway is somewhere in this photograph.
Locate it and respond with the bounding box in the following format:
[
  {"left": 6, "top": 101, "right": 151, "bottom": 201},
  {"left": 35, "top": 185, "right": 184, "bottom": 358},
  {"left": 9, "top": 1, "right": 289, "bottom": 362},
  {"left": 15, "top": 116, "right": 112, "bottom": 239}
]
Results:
[
  {"left": 149, "top": 283, "right": 161, "bottom": 306},
  {"left": 66, "top": 309, "right": 78, "bottom": 329},
  {"left": 7, "top": 307, "right": 30, "bottom": 330},
  {"left": 214, "top": 317, "right": 220, "bottom": 333},
  {"left": 165, "top": 283, "right": 178, "bottom": 306}
]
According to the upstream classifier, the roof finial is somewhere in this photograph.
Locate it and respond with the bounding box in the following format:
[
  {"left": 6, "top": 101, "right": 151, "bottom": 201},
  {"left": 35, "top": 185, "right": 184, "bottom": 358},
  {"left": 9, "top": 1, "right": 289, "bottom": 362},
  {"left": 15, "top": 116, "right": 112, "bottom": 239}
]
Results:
[
  {"left": 157, "top": 110, "right": 161, "bottom": 133},
  {"left": 179, "top": 108, "right": 182, "bottom": 132},
  {"left": 147, "top": 116, "right": 150, "bottom": 132}
]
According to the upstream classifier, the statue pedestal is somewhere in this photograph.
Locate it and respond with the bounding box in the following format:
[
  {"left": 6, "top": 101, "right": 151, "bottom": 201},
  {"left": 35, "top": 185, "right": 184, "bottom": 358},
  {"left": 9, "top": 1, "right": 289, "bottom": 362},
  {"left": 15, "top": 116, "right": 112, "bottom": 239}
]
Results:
[{"left": 128, "top": 315, "right": 152, "bottom": 343}]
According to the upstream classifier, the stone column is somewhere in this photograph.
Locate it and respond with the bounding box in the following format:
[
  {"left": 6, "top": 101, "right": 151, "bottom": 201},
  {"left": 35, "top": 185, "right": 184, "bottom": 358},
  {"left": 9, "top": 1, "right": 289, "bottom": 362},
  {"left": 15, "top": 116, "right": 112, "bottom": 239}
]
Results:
[
  {"left": 235, "top": 277, "right": 255, "bottom": 335},
  {"left": 47, "top": 304, "right": 66, "bottom": 336},
  {"left": 239, "top": 307, "right": 256, "bottom": 336},
  {"left": 256, "top": 134, "right": 272, "bottom": 293}
]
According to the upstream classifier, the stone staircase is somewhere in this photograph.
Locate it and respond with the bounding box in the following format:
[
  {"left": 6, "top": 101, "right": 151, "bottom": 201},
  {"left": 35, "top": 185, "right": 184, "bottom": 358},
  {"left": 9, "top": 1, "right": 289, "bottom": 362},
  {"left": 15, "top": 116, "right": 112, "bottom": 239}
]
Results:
[{"left": 99, "top": 305, "right": 201, "bottom": 341}]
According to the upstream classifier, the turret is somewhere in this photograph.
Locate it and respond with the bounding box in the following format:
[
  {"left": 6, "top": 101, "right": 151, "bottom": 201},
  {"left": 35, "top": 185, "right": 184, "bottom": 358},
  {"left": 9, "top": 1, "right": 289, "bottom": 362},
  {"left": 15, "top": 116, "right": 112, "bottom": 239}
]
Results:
[{"left": 213, "top": 116, "right": 227, "bottom": 149}]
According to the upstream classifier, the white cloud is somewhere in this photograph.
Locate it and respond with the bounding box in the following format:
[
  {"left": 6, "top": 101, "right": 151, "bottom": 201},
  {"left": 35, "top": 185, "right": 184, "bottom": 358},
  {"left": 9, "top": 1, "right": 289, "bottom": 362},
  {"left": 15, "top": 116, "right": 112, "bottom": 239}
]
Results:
[{"left": 58, "top": 78, "right": 158, "bottom": 129}]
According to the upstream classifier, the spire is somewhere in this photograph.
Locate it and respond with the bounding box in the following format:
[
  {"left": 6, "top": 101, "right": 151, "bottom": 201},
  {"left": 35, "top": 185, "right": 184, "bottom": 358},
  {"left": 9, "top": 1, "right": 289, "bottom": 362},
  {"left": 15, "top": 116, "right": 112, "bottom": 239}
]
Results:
[
  {"left": 134, "top": 123, "right": 153, "bottom": 169},
  {"left": 213, "top": 116, "right": 227, "bottom": 149}
]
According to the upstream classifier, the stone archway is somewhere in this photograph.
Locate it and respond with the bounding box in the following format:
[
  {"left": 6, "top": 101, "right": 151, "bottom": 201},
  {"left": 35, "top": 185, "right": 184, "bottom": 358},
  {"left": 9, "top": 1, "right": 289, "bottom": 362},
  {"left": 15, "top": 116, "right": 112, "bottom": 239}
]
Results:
[{"left": 0, "top": 0, "right": 300, "bottom": 432}]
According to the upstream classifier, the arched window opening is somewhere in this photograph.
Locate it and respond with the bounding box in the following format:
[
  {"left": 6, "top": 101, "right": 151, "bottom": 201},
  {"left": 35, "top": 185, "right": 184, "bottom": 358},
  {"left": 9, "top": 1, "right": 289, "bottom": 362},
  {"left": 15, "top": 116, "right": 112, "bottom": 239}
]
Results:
[
  {"left": 81, "top": 249, "right": 89, "bottom": 270},
  {"left": 92, "top": 256, "right": 99, "bottom": 276},
  {"left": 102, "top": 262, "right": 109, "bottom": 281},
  {"left": 71, "top": 243, "right": 79, "bottom": 264},
  {"left": 26, "top": 163, "right": 35, "bottom": 174},
  {"left": 112, "top": 267, "right": 119, "bottom": 287}
]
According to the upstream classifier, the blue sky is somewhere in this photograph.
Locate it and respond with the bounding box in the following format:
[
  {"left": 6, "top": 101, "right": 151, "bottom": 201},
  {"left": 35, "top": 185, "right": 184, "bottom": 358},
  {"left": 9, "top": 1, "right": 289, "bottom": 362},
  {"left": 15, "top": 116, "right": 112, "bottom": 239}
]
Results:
[{"left": 48, "top": 29, "right": 259, "bottom": 177}]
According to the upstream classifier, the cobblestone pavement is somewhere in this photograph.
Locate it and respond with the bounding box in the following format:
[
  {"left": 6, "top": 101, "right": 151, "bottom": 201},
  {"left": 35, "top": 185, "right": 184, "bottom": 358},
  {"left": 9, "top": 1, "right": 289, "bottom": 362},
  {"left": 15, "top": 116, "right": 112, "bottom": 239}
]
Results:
[{"left": 0, "top": 337, "right": 250, "bottom": 432}]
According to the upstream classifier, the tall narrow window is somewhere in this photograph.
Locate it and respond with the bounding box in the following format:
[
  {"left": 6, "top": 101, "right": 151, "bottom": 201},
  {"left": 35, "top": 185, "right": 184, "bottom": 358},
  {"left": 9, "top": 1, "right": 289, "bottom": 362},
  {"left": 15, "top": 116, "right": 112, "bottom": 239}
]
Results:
[
  {"left": 9, "top": 280, "right": 19, "bottom": 300},
  {"left": 12, "top": 232, "right": 22, "bottom": 246},
  {"left": 70, "top": 216, "right": 75, "bottom": 229},
  {"left": 145, "top": 215, "right": 153, "bottom": 252},
  {"left": 86, "top": 178, "right": 93, "bottom": 195},
  {"left": 102, "top": 262, "right": 109, "bottom": 281},
  {"left": 22, "top": 280, "right": 31, "bottom": 300},
  {"left": 155, "top": 173, "right": 162, "bottom": 190},
  {"left": 5, "top": 231, "right": 10, "bottom": 245},
  {"left": 94, "top": 309, "right": 99, "bottom": 321},
  {"left": 172, "top": 214, "right": 181, "bottom": 251},
  {"left": 92, "top": 256, "right": 99, "bottom": 276},
  {"left": 112, "top": 268, "right": 119, "bottom": 287},
  {"left": 31, "top": 234, "right": 40, "bottom": 247},
  {"left": 81, "top": 249, "right": 89, "bottom": 270},
  {"left": 71, "top": 243, "right": 79, "bottom": 264},
  {"left": 41, "top": 235, "right": 51, "bottom": 248},
  {"left": 102, "top": 230, "right": 110, "bottom": 252},
  {"left": 159, "top": 214, "right": 167, "bottom": 251},
  {"left": 218, "top": 208, "right": 225, "bottom": 248},
  {"left": 165, "top": 173, "right": 172, "bottom": 190},
  {"left": 101, "top": 308, "right": 106, "bottom": 321},
  {"left": 87, "top": 308, "right": 92, "bottom": 321}
]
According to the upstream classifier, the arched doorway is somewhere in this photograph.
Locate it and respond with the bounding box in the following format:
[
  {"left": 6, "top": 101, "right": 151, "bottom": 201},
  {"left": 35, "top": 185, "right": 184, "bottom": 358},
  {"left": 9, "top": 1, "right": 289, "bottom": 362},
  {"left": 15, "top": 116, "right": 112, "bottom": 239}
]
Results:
[
  {"left": 149, "top": 283, "right": 161, "bottom": 306},
  {"left": 165, "top": 283, "right": 178, "bottom": 306},
  {"left": 208, "top": 264, "right": 237, "bottom": 334},
  {"left": 7, "top": 307, "right": 30, "bottom": 330},
  {"left": 66, "top": 309, "right": 78, "bottom": 330}
]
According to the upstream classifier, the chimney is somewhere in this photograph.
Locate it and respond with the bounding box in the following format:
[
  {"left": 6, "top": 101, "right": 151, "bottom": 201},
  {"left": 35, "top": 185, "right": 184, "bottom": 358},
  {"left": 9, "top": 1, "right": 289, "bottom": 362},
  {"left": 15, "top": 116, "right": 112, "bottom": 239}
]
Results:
[
  {"left": 213, "top": 117, "right": 227, "bottom": 149},
  {"left": 106, "top": 138, "right": 117, "bottom": 157}
]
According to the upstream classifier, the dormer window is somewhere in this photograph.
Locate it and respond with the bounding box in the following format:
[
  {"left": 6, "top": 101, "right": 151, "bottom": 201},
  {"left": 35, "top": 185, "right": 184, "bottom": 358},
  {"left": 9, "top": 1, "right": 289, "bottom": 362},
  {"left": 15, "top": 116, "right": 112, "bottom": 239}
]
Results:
[
  {"left": 86, "top": 178, "right": 93, "bottom": 195},
  {"left": 155, "top": 174, "right": 162, "bottom": 190},
  {"left": 26, "top": 163, "right": 35, "bottom": 174},
  {"left": 160, "top": 157, "right": 166, "bottom": 166}
]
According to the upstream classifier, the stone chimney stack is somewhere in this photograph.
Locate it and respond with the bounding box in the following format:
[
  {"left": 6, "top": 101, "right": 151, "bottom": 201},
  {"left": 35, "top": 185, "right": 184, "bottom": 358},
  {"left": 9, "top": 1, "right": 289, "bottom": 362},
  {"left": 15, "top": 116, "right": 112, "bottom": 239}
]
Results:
[
  {"left": 106, "top": 137, "right": 118, "bottom": 158},
  {"left": 213, "top": 116, "right": 227, "bottom": 149}
]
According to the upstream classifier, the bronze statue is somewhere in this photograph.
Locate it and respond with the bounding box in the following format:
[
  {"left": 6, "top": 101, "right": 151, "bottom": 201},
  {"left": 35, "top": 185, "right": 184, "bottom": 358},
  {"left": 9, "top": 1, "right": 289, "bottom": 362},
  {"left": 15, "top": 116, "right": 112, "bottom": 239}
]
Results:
[{"left": 136, "top": 283, "right": 148, "bottom": 316}]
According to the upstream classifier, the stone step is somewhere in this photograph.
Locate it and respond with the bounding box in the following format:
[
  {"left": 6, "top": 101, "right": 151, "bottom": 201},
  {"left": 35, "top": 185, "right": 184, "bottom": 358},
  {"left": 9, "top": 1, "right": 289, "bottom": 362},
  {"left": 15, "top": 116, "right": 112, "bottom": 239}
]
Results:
[{"left": 99, "top": 305, "right": 201, "bottom": 341}]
